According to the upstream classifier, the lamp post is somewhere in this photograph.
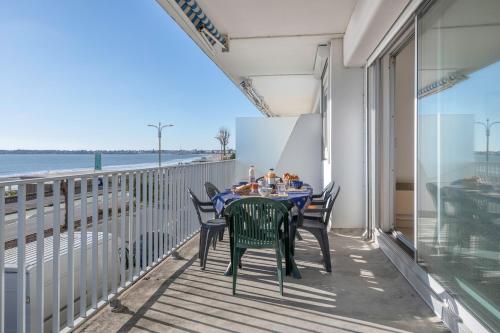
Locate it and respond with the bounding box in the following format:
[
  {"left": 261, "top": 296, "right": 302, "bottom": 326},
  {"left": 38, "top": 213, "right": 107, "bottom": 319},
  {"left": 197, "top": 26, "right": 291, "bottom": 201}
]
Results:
[
  {"left": 475, "top": 118, "right": 500, "bottom": 177},
  {"left": 148, "top": 122, "right": 174, "bottom": 167}
]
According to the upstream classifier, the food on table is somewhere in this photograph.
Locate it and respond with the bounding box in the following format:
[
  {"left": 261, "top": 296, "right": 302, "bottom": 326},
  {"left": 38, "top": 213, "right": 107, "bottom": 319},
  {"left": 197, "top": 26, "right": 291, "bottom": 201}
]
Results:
[
  {"left": 234, "top": 183, "right": 252, "bottom": 195},
  {"left": 283, "top": 173, "right": 300, "bottom": 181}
]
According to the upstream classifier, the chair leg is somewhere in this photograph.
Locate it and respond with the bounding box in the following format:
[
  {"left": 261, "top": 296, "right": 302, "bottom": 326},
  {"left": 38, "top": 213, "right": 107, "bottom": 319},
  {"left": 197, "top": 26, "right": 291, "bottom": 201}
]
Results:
[
  {"left": 232, "top": 247, "right": 240, "bottom": 295},
  {"left": 304, "top": 227, "right": 330, "bottom": 272},
  {"left": 295, "top": 230, "right": 303, "bottom": 241},
  {"left": 320, "top": 228, "right": 332, "bottom": 272},
  {"left": 275, "top": 246, "right": 284, "bottom": 296},
  {"left": 219, "top": 229, "right": 224, "bottom": 241},
  {"left": 199, "top": 228, "right": 207, "bottom": 265},
  {"left": 289, "top": 224, "right": 297, "bottom": 257},
  {"left": 212, "top": 235, "right": 217, "bottom": 250},
  {"left": 202, "top": 229, "right": 215, "bottom": 270}
]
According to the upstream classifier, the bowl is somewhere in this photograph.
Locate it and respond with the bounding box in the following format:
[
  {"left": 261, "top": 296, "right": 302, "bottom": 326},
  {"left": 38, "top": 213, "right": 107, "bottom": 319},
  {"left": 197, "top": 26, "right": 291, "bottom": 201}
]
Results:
[{"left": 291, "top": 180, "right": 303, "bottom": 189}]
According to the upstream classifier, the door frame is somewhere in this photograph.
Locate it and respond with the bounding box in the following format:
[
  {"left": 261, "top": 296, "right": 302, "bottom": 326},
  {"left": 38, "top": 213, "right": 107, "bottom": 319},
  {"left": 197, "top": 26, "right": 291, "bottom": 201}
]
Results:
[
  {"left": 365, "top": 21, "right": 416, "bottom": 244},
  {"left": 389, "top": 32, "right": 416, "bottom": 251}
]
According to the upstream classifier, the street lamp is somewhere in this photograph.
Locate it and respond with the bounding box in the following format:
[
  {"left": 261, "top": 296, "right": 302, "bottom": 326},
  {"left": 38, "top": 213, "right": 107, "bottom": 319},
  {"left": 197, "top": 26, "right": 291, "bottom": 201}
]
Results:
[
  {"left": 148, "top": 122, "right": 174, "bottom": 167},
  {"left": 475, "top": 118, "right": 500, "bottom": 176}
]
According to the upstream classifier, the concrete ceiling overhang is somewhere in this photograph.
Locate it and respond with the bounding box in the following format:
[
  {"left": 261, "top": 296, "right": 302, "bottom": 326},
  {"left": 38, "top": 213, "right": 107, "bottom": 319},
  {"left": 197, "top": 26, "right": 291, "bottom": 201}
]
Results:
[{"left": 157, "top": 0, "right": 358, "bottom": 117}]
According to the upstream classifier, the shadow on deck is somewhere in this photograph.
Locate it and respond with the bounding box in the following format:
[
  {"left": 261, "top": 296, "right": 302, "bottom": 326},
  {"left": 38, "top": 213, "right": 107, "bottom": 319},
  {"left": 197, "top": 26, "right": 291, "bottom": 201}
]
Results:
[{"left": 77, "top": 230, "right": 448, "bottom": 333}]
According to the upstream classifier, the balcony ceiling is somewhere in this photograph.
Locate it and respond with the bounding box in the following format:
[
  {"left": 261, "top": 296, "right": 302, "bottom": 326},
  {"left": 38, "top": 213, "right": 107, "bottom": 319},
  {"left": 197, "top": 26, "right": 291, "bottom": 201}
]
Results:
[{"left": 159, "top": 0, "right": 358, "bottom": 116}]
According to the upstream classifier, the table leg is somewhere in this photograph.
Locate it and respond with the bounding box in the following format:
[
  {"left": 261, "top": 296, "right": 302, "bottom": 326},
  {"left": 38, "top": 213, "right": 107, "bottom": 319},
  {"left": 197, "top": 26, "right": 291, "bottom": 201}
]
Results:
[
  {"left": 288, "top": 216, "right": 301, "bottom": 279},
  {"left": 284, "top": 218, "right": 291, "bottom": 276},
  {"left": 225, "top": 222, "right": 234, "bottom": 276}
]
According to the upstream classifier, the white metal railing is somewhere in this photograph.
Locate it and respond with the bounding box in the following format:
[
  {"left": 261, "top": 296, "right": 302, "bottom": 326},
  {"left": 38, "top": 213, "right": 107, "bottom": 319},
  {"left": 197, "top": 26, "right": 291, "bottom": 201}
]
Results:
[{"left": 0, "top": 160, "right": 235, "bottom": 333}]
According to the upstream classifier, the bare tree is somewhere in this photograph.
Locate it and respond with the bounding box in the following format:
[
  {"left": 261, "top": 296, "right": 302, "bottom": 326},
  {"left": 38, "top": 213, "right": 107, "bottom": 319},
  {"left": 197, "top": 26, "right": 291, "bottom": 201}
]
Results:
[{"left": 215, "top": 127, "right": 230, "bottom": 160}]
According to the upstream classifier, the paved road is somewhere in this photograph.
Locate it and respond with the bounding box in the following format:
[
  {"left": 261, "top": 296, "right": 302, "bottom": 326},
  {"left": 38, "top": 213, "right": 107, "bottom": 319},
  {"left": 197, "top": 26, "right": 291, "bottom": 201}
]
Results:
[
  {"left": 5, "top": 198, "right": 95, "bottom": 241},
  {"left": 3, "top": 193, "right": 127, "bottom": 242}
]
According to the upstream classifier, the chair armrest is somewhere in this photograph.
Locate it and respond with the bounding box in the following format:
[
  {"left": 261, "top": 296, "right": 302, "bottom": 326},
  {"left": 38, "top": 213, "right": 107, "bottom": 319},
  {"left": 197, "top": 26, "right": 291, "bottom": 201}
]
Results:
[
  {"left": 301, "top": 214, "right": 323, "bottom": 221},
  {"left": 310, "top": 198, "right": 327, "bottom": 205},
  {"left": 311, "top": 193, "right": 323, "bottom": 199},
  {"left": 198, "top": 202, "right": 216, "bottom": 213},
  {"left": 200, "top": 207, "right": 216, "bottom": 213},
  {"left": 304, "top": 207, "right": 328, "bottom": 214}
]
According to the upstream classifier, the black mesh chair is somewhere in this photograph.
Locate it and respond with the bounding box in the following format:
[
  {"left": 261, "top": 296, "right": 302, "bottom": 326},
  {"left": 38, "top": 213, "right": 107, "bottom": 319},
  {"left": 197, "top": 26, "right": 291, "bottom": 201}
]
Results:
[
  {"left": 291, "top": 185, "right": 340, "bottom": 272},
  {"left": 204, "top": 182, "right": 220, "bottom": 200},
  {"left": 188, "top": 188, "right": 226, "bottom": 270},
  {"left": 204, "top": 181, "right": 224, "bottom": 240}
]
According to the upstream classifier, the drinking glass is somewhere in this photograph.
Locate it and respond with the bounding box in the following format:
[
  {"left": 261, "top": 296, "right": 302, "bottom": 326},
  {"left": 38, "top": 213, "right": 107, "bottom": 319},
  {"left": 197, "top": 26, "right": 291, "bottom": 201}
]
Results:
[{"left": 277, "top": 183, "right": 286, "bottom": 196}]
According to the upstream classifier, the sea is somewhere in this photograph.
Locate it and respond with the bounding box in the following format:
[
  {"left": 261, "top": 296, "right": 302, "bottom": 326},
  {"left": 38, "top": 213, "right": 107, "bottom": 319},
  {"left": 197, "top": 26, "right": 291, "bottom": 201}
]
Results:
[{"left": 0, "top": 153, "right": 207, "bottom": 178}]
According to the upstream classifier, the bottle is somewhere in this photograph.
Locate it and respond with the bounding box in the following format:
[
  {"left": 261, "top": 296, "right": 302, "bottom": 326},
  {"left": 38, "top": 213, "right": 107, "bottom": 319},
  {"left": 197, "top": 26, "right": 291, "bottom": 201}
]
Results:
[
  {"left": 267, "top": 168, "right": 276, "bottom": 189},
  {"left": 249, "top": 165, "right": 256, "bottom": 183}
]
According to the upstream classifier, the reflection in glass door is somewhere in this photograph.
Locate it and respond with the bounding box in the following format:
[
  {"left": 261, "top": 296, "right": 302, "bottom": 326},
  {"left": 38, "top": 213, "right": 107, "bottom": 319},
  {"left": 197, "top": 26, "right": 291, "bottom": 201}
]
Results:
[{"left": 416, "top": 0, "right": 500, "bottom": 330}]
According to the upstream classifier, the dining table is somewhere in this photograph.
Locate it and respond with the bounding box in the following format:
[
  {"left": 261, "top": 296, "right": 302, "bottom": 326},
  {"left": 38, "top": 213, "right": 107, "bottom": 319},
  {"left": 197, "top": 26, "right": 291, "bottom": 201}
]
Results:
[{"left": 212, "top": 186, "right": 313, "bottom": 279}]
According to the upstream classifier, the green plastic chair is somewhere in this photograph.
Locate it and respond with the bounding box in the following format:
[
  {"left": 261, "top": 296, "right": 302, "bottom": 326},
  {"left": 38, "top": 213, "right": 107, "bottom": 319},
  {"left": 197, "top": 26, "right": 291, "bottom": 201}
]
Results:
[{"left": 224, "top": 197, "right": 289, "bottom": 295}]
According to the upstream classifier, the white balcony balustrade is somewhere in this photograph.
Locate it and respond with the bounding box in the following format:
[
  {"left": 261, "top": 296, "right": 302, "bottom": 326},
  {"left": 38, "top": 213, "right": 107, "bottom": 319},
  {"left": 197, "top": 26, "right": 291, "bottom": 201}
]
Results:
[{"left": 0, "top": 160, "right": 235, "bottom": 333}]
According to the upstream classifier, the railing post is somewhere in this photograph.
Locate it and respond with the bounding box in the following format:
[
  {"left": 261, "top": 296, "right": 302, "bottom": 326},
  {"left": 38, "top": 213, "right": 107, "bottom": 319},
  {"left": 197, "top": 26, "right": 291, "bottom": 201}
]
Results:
[
  {"left": 67, "top": 178, "right": 75, "bottom": 328},
  {"left": 141, "top": 172, "right": 147, "bottom": 271},
  {"left": 153, "top": 170, "right": 159, "bottom": 263},
  {"left": 111, "top": 175, "right": 118, "bottom": 294},
  {"left": 148, "top": 171, "right": 153, "bottom": 266},
  {"left": 120, "top": 174, "right": 126, "bottom": 288},
  {"left": 35, "top": 182, "right": 45, "bottom": 331},
  {"left": 91, "top": 176, "right": 99, "bottom": 309},
  {"left": 80, "top": 177, "right": 88, "bottom": 318},
  {"left": 128, "top": 173, "right": 134, "bottom": 282},
  {"left": 52, "top": 180, "right": 61, "bottom": 332},
  {"left": 102, "top": 176, "right": 109, "bottom": 302},
  {"left": 17, "top": 184, "right": 26, "bottom": 333},
  {"left": 135, "top": 172, "right": 141, "bottom": 277},
  {"left": 159, "top": 169, "right": 164, "bottom": 259}
]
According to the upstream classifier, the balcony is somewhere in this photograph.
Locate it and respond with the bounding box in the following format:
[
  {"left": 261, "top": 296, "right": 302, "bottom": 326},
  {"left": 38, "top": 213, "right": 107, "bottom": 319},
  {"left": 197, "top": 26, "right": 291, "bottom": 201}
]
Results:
[{"left": 0, "top": 160, "right": 448, "bottom": 333}]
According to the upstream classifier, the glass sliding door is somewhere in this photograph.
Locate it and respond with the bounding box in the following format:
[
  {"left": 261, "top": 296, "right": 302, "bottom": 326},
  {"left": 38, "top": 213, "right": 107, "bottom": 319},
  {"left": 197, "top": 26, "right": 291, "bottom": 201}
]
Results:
[{"left": 416, "top": 0, "right": 500, "bottom": 330}]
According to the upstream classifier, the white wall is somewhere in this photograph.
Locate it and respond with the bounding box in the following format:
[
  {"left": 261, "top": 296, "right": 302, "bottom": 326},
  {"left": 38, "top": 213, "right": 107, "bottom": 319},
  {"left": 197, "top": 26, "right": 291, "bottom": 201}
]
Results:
[
  {"left": 236, "top": 114, "right": 322, "bottom": 191},
  {"left": 343, "top": 0, "right": 409, "bottom": 67},
  {"left": 328, "top": 39, "right": 365, "bottom": 228}
]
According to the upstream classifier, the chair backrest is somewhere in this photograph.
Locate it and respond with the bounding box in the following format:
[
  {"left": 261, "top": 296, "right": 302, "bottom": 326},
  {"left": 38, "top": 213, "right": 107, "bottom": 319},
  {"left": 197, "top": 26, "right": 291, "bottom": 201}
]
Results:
[
  {"left": 188, "top": 188, "right": 204, "bottom": 225},
  {"left": 322, "top": 185, "right": 340, "bottom": 224},
  {"left": 224, "top": 197, "right": 289, "bottom": 248},
  {"left": 323, "top": 181, "right": 335, "bottom": 198},
  {"left": 204, "top": 182, "right": 220, "bottom": 200}
]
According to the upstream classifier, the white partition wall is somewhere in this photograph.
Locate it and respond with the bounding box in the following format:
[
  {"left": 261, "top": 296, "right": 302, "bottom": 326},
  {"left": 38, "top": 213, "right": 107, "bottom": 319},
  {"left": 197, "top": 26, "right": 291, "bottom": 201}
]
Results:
[
  {"left": 327, "top": 39, "right": 365, "bottom": 229},
  {"left": 235, "top": 114, "right": 322, "bottom": 191}
]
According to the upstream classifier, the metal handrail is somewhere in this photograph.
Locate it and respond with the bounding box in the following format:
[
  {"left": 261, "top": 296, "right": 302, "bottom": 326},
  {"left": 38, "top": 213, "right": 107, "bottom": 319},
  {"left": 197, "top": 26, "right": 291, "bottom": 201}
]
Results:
[{"left": 0, "top": 159, "right": 235, "bottom": 187}]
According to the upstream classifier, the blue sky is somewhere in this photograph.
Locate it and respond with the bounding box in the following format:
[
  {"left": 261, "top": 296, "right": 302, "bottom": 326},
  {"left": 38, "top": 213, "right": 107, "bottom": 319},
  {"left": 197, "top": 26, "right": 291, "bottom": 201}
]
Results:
[{"left": 0, "top": 1, "right": 260, "bottom": 150}]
